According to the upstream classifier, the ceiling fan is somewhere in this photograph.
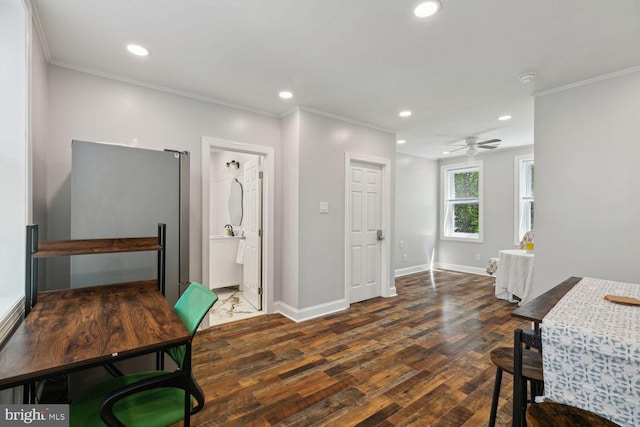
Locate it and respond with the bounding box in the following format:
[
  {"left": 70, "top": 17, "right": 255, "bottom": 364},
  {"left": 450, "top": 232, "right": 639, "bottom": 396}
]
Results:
[{"left": 448, "top": 137, "right": 501, "bottom": 156}]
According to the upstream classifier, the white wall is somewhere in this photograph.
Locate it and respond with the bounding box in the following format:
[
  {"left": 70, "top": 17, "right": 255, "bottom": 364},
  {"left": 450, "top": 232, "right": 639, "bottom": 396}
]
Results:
[
  {"left": 534, "top": 70, "right": 640, "bottom": 295},
  {"left": 298, "top": 109, "right": 395, "bottom": 308},
  {"left": 394, "top": 153, "right": 438, "bottom": 274},
  {"left": 45, "top": 66, "right": 282, "bottom": 290},
  {"left": 437, "top": 146, "right": 534, "bottom": 272},
  {"left": 31, "top": 21, "right": 49, "bottom": 289},
  {"left": 280, "top": 112, "right": 300, "bottom": 307}
]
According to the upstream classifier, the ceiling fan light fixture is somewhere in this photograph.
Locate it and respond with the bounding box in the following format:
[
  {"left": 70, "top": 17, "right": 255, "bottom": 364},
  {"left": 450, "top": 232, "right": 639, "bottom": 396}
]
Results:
[
  {"left": 414, "top": 1, "right": 441, "bottom": 18},
  {"left": 467, "top": 147, "right": 478, "bottom": 156}
]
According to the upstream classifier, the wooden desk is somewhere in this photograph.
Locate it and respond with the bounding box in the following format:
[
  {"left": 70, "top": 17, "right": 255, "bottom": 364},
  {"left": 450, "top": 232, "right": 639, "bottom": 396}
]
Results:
[
  {"left": 510, "top": 276, "right": 581, "bottom": 426},
  {"left": 511, "top": 276, "right": 582, "bottom": 324},
  {"left": 0, "top": 281, "right": 190, "bottom": 393}
]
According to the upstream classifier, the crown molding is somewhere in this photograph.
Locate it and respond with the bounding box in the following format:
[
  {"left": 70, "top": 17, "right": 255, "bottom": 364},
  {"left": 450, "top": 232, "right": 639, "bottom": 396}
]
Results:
[
  {"left": 27, "top": 0, "right": 52, "bottom": 62},
  {"left": 296, "top": 106, "right": 395, "bottom": 134},
  {"left": 49, "top": 60, "right": 279, "bottom": 118},
  {"left": 535, "top": 65, "right": 640, "bottom": 97},
  {"left": 279, "top": 106, "right": 300, "bottom": 118}
]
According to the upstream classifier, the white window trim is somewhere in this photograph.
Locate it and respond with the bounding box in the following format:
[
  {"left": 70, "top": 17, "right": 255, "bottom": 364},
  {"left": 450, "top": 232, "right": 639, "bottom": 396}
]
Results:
[
  {"left": 1, "top": 0, "right": 29, "bottom": 340},
  {"left": 441, "top": 160, "right": 483, "bottom": 243},
  {"left": 514, "top": 154, "right": 534, "bottom": 245},
  {"left": 0, "top": 298, "right": 24, "bottom": 347}
]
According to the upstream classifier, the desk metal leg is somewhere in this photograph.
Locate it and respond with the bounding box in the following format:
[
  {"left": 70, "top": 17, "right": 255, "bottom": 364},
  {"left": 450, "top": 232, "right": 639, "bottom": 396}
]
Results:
[
  {"left": 22, "top": 382, "right": 36, "bottom": 404},
  {"left": 184, "top": 340, "right": 192, "bottom": 427}
]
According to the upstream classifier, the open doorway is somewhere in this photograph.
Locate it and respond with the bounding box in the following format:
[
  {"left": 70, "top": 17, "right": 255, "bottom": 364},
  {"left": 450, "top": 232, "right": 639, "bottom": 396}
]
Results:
[{"left": 201, "top": 137, "right": 275, "bottom": 327}]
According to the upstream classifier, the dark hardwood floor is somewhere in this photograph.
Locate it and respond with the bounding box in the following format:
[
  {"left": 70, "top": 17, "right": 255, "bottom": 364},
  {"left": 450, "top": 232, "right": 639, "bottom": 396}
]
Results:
[{"left": 191, "top": 270, "right": 529, "bottom": 426}]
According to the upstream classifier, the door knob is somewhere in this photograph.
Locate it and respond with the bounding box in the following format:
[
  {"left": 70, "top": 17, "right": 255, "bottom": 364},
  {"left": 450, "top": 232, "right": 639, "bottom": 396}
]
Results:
[{"left": 377, "top": 230, "right": 384, "bottom": 240}]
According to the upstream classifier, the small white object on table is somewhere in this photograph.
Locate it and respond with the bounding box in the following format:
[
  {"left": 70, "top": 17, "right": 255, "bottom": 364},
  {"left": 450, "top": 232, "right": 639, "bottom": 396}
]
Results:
[
  {"left": 541, "top": 277, "right": 640, "bottom": 427},
  {"left": 494, "top": 249, "right": 534, "bottom": 305}
]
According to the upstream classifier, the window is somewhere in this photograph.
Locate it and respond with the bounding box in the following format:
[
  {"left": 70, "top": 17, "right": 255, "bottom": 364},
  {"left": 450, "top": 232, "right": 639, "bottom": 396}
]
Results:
[
  {"left": 0, "top": 0, "right": 28, "bottom": 344},
  {"left": 515, "top": 155, "right": 534, "bottom": 244},
  {"left": 442, "top": 161, "right": 483, "bottom": 241}
]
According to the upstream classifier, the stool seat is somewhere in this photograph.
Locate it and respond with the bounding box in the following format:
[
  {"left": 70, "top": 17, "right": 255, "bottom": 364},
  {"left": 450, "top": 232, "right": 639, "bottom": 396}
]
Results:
[
  {"left": 490, "top": 347, "right": 543, "bottom": 381},
  {"left": 488, "top": 345, "right": 543, "bottom": 427},
  {"left": 526, "top": 402, "right": 620, "bottom": 427}
]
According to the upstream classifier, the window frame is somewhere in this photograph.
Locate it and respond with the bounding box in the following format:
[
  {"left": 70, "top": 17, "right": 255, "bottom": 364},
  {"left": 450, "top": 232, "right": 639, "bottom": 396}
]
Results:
[
  {"left": 514, "top": 155, "right": 534, "bottom": 245},
  {"left": 0, "top": 0, "right": 29, "bottom": 346},
  {"left": 441, "top": 161, "right": 483, "bottom": 243}
]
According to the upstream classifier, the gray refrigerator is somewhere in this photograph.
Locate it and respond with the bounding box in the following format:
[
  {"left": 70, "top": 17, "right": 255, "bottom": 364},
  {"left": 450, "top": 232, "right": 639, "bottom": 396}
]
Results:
[{"left": 70, "top": 140, "right": 190, "bottom": 306}]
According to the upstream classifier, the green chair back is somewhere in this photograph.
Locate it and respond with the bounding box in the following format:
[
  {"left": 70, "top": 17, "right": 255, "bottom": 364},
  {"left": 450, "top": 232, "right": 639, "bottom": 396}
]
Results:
[{"left": 168, "top": 282, "right": 218, "bottom": 368}]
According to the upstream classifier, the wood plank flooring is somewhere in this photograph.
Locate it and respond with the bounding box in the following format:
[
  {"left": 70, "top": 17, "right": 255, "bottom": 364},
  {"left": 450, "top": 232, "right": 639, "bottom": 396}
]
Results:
[{"left": 191, "top": 270, "right": 529, "bottom": 426}]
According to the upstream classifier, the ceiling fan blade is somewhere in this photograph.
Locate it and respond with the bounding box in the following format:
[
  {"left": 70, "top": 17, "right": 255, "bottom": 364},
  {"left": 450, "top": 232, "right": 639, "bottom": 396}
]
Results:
[
  {"left": 479, "top": 145, "right": 498, "bottom": 150},
  {"left": 448, "top": 146, "right": 468, "bottom": 153},
  {"left": 477, "top": 138, "right": 501, "bottom": 145}
]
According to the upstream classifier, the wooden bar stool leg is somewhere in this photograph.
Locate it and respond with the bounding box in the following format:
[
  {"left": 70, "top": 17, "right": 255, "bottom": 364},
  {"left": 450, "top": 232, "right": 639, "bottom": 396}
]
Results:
[{"left": 489, "top": 367, "right": 503, "bottom": 427}]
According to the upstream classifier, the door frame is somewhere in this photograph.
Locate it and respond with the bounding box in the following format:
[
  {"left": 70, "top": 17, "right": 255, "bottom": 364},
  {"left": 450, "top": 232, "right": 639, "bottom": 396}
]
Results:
[
  {"left": 344, "top": 152, "right": 393, "bottom": 305},
  {"left": 201, "top": 137, "right": 275, "bottom": 315}
]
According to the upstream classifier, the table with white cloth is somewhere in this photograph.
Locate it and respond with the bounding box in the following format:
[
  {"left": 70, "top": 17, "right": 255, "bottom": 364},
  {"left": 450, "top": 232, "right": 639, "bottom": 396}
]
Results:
[
  {"left": 541, "top": 277, "right": 640, "bottom": 427},
  {"left": 494, "top": 249, "right": 534, "bottom": 305}
]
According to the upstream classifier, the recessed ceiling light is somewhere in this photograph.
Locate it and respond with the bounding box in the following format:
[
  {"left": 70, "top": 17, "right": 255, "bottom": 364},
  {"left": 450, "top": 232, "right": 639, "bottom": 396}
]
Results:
[
  {"left": 399, "top": 110, "right": 412, "bottom": 118},
  {"left": 279, "top": 91, "right": 293, "bottom": 99},
  {"left": 414, "top": 1, "right": 441, "bottom": 18},
  {"left": 498, "top": 115, "right": 512, "bottom": 121},
  {"left": 126, "top": 44, "right": 149, "bottom": 57},
  {"left": 442, "top": 151, "right": 450, "bottom": 155},
  {"left": 397, "top": 139, "right": 406, "bottom": 144}
]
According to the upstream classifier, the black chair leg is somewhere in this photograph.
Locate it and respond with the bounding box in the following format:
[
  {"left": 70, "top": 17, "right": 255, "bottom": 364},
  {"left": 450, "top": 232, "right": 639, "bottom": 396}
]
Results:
[
  {"left": 489, "top": 367, "right": 503, "bottom": 427},
  {"left": 190, "top": 375, "right": 205, "bottom": 414}
]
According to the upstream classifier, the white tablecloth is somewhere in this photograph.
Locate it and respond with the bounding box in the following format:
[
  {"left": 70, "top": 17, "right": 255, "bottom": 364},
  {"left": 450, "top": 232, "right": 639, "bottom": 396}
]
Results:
[
  {"left": 494, "top": 249, "right": 534, "bottom": 304},
  {"left": 542, "top": 277, "right": 640, "bottom": 426}
]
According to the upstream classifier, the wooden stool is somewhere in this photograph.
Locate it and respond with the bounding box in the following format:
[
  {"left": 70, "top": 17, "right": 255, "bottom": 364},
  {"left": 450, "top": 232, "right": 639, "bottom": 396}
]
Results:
[
  {"left": 526, "top": 402, "right": 620, "bottom": 427},
  {"left": 488, "top": 346, "right": 543, "bottom": 427}
]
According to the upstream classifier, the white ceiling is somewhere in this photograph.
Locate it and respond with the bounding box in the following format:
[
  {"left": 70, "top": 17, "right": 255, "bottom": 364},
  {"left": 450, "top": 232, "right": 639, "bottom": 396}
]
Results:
[{"left": 33, "top": 0, "right": 640, "bottom": 159}]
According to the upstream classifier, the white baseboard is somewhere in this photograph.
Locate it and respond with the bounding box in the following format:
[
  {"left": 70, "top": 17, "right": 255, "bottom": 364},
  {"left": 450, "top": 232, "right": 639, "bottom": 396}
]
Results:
[
  {"left": 434, "top": 262, "right": 490, "bottom": 276},
  {"left": 394, "top": 264, "right": 430, "bottom": 277},
  {"left": 274, "top": 298, "right": 348, "bottom": 323}
]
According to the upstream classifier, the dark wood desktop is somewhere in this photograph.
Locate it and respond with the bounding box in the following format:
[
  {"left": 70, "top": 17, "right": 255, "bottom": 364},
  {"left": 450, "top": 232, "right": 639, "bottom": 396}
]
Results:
[{"left": 0, "top": 281, "right": 190, "bottom": 390}]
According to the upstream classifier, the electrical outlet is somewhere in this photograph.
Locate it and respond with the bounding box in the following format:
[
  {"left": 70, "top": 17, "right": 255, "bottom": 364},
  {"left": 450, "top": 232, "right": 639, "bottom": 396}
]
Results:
[
  {"left": 403, "top": 254, "right": 408, "bottom": 263},
  {"left": 475, "top": 254, "right": 481, "bottom": 261}
]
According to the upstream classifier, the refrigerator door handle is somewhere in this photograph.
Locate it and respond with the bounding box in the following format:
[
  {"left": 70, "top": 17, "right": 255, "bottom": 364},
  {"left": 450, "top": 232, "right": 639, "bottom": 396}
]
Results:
[{"left": 178, "top": 151, "right": 190, "bottom": 287}]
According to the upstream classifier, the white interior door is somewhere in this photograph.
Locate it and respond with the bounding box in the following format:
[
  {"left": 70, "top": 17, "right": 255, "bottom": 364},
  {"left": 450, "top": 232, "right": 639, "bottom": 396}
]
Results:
[
  {"left": 349, "top": 162, "right": 382, "bottom": 303},
  {"left": 243, "top": 157, "right": 262, "bottom": 310}
]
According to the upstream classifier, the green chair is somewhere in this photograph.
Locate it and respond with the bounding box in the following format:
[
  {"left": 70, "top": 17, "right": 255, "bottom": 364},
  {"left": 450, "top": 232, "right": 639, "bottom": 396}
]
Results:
[{"left": 70, "top": 283, "right": 218, "bottom": 427}]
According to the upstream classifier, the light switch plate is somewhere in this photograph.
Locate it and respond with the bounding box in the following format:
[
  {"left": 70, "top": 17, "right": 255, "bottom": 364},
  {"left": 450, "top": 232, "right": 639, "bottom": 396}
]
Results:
[{"left": 319, "top": 202, "right": 329, "bottom": 214}]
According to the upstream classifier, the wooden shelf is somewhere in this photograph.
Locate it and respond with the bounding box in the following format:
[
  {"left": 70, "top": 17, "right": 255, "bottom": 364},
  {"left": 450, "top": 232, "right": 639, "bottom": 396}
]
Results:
[
  {"left": 33, "top": 237, "right": 161, "bottom": 258},
  {"left": 14, "top": 223, "right": 168, "bottom": 403},
  {"left": 25, "top": 224, "right": 167, "bottom": 323}
]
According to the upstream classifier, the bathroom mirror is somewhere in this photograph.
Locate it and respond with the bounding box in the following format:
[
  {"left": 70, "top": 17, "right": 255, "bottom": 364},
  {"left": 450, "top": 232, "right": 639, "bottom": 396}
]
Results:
[{"left": 228, "top": 178, "right": 243, "bottom": 226}]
